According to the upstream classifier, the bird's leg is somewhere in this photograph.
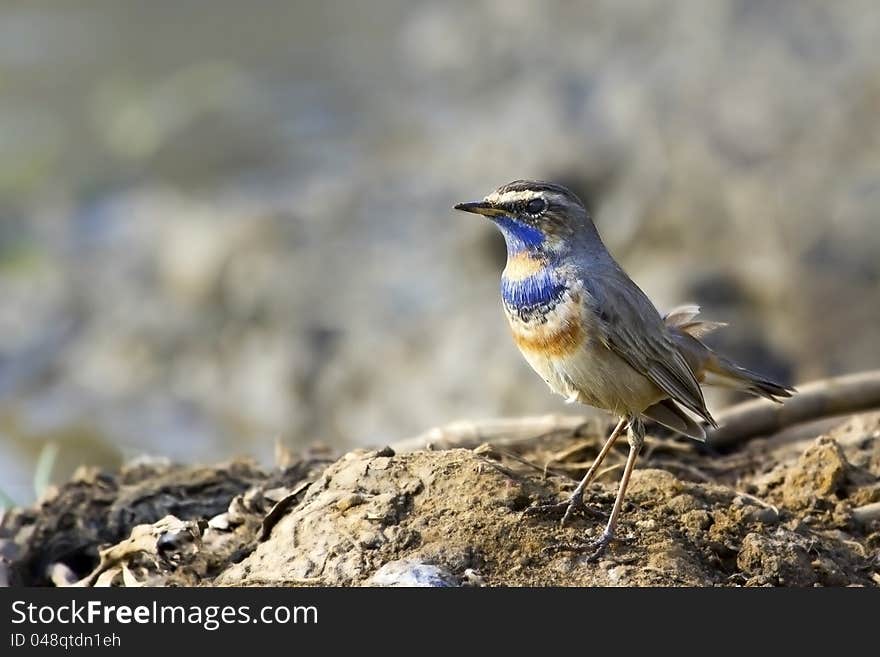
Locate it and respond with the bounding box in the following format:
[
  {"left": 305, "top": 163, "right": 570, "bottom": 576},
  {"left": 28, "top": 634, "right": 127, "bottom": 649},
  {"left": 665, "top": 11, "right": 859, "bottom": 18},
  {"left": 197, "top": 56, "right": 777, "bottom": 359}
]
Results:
[
  {"left": 525, "top": 417, "right": 627, "bottom": 524},
  {"left": 558, "top": 417, "right": 628, "bottom": 526},
  {"left": 548, "top": 417, "right": 645, "bottom": 562}
]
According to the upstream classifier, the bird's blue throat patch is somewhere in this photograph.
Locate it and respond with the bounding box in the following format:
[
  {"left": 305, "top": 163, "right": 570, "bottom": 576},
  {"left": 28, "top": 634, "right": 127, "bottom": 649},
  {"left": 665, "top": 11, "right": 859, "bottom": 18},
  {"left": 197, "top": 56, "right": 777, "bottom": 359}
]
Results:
[
  {"left": 494, "top": 215, "right": 565, "bottom": 311},
  {"left": 494, "top": 215, "right": 545, "bottom": 252},
  {"left": 501, "top": 267, "right": 567, "bottom": 310}
]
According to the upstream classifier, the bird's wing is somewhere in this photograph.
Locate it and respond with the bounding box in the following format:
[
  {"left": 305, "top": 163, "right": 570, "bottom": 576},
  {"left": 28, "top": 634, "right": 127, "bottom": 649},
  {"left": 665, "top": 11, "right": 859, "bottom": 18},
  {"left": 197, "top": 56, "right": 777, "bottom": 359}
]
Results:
[{"left": 582, "top": 269, "right": 717, "bottom": 428}]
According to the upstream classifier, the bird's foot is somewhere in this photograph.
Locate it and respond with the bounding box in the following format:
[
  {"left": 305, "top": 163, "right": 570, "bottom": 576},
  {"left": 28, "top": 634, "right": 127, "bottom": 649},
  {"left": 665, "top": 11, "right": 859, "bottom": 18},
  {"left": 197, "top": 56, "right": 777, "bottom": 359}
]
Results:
[
  {"left": 523, "top": 491, "right": 604, "bottom": 527},
  {"left": 542, "top": 529, "right": 618, "bottom": 563}
]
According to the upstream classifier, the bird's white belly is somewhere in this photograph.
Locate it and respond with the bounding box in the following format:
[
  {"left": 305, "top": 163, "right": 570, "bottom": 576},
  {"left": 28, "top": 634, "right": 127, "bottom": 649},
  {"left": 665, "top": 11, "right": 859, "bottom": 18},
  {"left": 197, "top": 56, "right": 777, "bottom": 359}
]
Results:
[{"left": 550, "top": 342, "right": 664, "bottom": 414}]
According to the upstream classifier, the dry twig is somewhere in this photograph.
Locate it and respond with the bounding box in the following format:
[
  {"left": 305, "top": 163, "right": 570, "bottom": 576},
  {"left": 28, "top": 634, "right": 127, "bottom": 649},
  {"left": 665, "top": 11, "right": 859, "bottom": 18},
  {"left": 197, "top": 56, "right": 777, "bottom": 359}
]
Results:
[
  {"left": 708, "top": 370, "right": 880, "bottom": 448},
  {"left": 391, "top": 415, "right": 595, "bottom": 453},
  {"left": 852, "top": 502, "right": 880, "bottom": 525},
  {"left": 391, "top": 371, "right": 880, "bottom": 456}
]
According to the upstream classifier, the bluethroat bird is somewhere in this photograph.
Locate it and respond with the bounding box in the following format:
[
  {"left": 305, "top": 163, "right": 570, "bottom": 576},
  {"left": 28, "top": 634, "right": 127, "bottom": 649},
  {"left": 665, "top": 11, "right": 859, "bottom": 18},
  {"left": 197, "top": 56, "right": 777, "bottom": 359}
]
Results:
[{"left": 454, "top": 180, "right": 794, "bottom": 561}]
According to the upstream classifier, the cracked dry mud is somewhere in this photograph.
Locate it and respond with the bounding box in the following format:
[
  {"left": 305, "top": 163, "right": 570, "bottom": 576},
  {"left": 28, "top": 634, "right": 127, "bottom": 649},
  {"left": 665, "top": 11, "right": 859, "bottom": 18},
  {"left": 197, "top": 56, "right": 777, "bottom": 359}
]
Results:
[{"left": 3, "top": 414, "right": 879, "bottom": 587}]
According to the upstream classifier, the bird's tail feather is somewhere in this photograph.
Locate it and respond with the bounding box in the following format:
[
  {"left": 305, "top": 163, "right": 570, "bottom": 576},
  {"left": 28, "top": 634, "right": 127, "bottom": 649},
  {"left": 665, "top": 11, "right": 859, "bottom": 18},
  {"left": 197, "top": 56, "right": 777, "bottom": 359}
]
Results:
[
  {"left": 663, "top": 304, "right": 727, "bottom": 338},
  {"left": 701, "top": 356, "right": 795, "bottom": 403},
  {"left": 663, "top": 304, "right": 796, "bottom": 404}
]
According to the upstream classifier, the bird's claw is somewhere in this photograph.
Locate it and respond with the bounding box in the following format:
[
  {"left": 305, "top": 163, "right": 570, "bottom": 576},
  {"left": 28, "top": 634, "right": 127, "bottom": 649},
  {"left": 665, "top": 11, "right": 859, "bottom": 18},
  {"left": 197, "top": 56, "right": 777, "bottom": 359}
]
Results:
[
  {"left": 542, "top": 530, "right": 616, "bottom": 563},
  {"left": 523, "top": 494, "right": 604, "bottom": 526}
]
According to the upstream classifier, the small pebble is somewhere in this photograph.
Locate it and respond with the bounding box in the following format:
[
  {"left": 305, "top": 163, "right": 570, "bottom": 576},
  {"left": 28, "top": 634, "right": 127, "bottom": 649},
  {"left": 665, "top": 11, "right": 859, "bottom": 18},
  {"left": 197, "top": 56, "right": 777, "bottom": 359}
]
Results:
[
  {"left": 335, "top": 493, "right": 365, "bottom": 512},
  {"left": 207, "top": 513, "right": 231, "bottom": 531},
  {"left": 462, "top": 568, "right": 486, "bottom": 586}
]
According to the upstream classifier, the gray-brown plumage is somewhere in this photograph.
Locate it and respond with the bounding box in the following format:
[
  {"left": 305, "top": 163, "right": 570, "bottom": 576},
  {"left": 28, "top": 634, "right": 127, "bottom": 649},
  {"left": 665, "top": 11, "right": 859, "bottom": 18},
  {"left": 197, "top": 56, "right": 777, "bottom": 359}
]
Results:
[{"left": 455, "top": 180, "right": 794, "bottom": 560}]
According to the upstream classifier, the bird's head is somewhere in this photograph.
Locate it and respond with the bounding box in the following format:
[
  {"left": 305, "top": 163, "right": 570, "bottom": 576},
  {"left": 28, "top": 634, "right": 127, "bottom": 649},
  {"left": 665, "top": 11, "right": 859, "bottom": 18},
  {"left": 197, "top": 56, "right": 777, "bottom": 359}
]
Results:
[{"left": 454, "top": 180, "right": 598, "bottom": 258}]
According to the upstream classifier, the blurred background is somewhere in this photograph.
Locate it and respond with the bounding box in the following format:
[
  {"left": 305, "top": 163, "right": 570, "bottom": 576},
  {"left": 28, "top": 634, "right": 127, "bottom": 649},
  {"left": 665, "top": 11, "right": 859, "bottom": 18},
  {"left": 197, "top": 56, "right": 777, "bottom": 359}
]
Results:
[{"left": 2, "top": 0, "right": 879, "bottom": 505}]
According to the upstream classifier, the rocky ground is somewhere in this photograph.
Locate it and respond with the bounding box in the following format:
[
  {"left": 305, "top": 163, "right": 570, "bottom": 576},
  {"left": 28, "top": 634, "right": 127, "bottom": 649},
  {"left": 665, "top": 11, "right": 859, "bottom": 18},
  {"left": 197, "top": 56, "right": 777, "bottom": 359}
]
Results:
[{"left": 3, "top": 411, "right": 878, "bottom": 587}]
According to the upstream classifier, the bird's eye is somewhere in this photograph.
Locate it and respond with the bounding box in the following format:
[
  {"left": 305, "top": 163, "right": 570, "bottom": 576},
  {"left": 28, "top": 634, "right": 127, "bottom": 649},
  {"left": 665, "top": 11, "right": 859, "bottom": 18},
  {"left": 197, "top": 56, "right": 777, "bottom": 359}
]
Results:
[{"left": 525, "top": 198, "right": 546, "bottom": 215}]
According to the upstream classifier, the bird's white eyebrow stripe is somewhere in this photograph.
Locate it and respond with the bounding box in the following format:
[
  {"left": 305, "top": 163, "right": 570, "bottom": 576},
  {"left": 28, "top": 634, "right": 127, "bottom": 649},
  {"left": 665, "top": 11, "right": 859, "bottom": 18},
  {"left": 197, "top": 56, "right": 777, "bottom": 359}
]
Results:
[
  {"left": 486, "top": 190, "right": 536, "bottom": 204},
  {"left": 486, "top": 190, "right": 568, "bottom": 206}
]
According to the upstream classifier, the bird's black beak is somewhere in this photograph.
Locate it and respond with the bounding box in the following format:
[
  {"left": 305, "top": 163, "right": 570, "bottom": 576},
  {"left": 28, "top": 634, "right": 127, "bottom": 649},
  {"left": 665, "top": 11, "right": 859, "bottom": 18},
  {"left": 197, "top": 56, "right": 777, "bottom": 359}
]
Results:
[{"left": 453, "top": 201, "right": 506, "bottom": 217}]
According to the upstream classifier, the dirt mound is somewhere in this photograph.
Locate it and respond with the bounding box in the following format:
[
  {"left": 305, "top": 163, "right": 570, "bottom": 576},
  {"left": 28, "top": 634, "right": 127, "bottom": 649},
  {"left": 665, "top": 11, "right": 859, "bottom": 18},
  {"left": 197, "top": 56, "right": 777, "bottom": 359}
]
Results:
[{"left": 3, "top": 414, "right": 879, "bottom": 587}]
